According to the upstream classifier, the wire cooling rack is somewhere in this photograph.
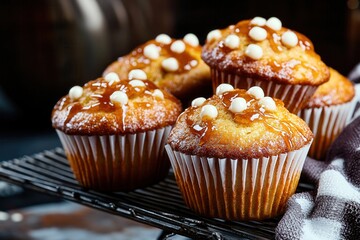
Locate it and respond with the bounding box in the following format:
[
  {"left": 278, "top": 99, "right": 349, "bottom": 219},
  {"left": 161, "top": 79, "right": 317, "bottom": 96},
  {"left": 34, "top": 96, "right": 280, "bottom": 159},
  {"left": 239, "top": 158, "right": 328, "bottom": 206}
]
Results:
[{"left": 0, "top": 148, "right": 313, "bottom": 239}]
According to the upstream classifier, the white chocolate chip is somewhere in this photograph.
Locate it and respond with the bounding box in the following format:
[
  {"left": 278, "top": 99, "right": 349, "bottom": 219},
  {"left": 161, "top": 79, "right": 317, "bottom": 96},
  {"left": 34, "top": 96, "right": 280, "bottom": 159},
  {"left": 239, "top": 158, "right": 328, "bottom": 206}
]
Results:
[
  {"left": 104, "top": 72, "right": 120, "bottom": 83},
  {"left": 224, "top": 34, "right": 240, "bottom": 49},
  {"left": 161, "top": 57, "right": 179, "bottom": 72},
  {"left": 249, "top": 27, "right": 268, "bottom": 41},
  {"left": 129, "top": 80, "right": 145, "bottom": 87},
  {"left": 259, "top": 96, "right": 277, "bottom": 111},
  {"left": 110, "top": 91, "right": 128, "bottom": 105},
  {"left": 266, "top": 17, "right": 282, "bottom": 31},
  {"left": 247, "top": 86, "right": 265, "bottom": 99},
  {"left": 144, "top": 44, "right": 160, "bottom": 60},
  {"left": 229, "top": 97, "right": 247, "bottom": 113},
  {"left": 155, "top": 34, "right": 172, "bottom": 44},
  {"left": 69, "top": 86, "right": 83, "bottom": 100},
  {"left": 128, "top": 69, "right": 147, "bottom": 80},
  {"left": 281, "top": 31, "right": 298, "bottom": 47},
  {"left": 170, "top": 40, "right": 186, "bottom": 54},
  {"left": 152, "top": 89, "right": 164, "bottom": 100},
  {"left": 191, "top": 97, "right": 206, "bottom": 107},
  {"left": 216, "top": 83, "right": 234, "bottom": 96},
  {"left": 250, "top": 17, "right": 266, "bottom": 26},
  {"left": 183, "top": 33, "right": 199, "bottom": 47},
  {"left": 200, "top": 105, "right": 218, "bottom": 119},
  {"left": 245, "top": 44, "right": 263, "bottom": 60},
  {"left": 190, "top": 60, "right": 198, "bottom": 67},
  {"left": 207, "top": 29, "right": 222, "bottom": 42}
]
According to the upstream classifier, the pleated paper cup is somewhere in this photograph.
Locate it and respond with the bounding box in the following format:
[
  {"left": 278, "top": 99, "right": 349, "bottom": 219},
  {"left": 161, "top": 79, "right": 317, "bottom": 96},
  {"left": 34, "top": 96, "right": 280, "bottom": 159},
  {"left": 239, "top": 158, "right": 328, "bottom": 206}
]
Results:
[
  {"left": 211, "top": 68, "right": 317, "bottom": 114},
  {"left": 56, "top": 126, "right": 172, "bottom": 191},
  {"left": 299, "top": 97, "right": 357, "bottom": 160},
  {"left": 166, "top": 142, "right": 311, "bottom": 220}
]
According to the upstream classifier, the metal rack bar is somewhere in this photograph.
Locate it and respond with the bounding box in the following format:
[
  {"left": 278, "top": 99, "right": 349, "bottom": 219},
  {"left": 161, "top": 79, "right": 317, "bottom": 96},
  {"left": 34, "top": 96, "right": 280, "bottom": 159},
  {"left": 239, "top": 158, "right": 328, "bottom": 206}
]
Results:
[{"left": 0, "top": 148, "right": 313, "bottom": 239}]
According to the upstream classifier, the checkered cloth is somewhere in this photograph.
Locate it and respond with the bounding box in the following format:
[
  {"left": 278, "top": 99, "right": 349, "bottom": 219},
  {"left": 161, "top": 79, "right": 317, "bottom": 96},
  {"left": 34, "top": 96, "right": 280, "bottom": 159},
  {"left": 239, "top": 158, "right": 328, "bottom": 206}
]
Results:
[{"left": 276, "top": 67, "right": 360, "bottom": 240}]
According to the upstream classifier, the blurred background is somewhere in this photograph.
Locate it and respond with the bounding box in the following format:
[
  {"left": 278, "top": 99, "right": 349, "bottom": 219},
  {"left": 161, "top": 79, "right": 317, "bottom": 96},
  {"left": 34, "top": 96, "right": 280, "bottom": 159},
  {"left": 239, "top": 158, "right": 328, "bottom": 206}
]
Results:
[{"left": 0, "top": 0, "right": 359, "bottom": 238}]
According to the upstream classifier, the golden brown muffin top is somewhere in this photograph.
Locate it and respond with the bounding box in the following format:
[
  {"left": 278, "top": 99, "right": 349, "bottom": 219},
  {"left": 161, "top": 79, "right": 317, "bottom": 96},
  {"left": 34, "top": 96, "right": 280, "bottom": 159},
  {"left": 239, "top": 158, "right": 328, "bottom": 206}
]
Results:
[
  {"left": 167, "top": 84, "right": 313, "bottom": 159},
  {"left": 52, "top": 72, "right": 182, "bottom": 135},
  {"left": 103, "top": 34, "right": 211, "bottom": 99},
  {"left": 202, "top": 17, "right": 330, "bottom": 86},
  {"left": 305, "top": 68, "right": 355, "bottom": 108}
]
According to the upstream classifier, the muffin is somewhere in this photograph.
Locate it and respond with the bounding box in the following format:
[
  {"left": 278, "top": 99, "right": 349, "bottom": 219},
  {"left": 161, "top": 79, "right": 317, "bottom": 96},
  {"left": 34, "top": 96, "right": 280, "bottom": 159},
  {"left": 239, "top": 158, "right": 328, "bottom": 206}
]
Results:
[
  {"left": 104, "top": 33, "right": 211, "bottom": 104},
  {"left": 298, "top": 67, "right": 356, "bottom": 160},
  {"left": 52, "top": 71, "right": 182, "bottom": 191},
  {"left": 166, "top": 84, "right": 313, "bottom": 220},
  {"left": 202, "top": 17, "right": 330, "bottom": 113}
]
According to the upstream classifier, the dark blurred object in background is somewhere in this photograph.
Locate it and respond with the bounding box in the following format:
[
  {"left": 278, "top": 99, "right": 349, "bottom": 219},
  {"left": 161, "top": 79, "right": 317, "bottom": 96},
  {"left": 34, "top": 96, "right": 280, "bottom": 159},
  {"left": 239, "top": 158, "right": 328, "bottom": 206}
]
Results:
[{"left": 0, "top": 0, "right": 174, "bottom": 132}]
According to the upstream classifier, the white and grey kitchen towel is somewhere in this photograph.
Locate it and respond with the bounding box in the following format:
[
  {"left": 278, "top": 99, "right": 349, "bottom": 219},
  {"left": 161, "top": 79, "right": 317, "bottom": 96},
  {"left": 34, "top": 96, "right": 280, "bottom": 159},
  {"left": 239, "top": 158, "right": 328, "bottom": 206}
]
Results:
[{"left": 276, "top": 112, "right": 360, "bottom": 240}]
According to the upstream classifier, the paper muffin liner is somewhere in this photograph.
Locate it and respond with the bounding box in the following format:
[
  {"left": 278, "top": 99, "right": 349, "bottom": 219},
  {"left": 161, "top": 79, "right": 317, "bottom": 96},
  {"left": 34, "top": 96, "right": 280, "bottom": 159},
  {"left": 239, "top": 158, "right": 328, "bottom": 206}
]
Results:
[
  {"left": 165, "top": 142, "right": 311, "bottom": 220},
  {"left": 348, "top": 83, "right": 360, "bottom": 123},
  {"left": 211, "top": 68, "right": 317, "bottom": 114},
  {"left": 56, "top": 126, "right": 172, "bottom": 191},
  {"left": 299, "top": 97, "right": 358, "bottom": 160}
]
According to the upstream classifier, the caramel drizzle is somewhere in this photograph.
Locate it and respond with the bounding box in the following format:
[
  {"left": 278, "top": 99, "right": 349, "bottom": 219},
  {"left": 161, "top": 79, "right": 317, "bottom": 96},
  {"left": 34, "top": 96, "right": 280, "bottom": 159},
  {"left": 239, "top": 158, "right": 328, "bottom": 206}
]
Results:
[
  {"left": 60, "top": 79, "right": 160, "bottom": 129},
  {"left": 223, "top": 90, "right": 308, "bottom": 149},
  {"left": 187, "top": 119, "right": 215, "bottom": 146}
]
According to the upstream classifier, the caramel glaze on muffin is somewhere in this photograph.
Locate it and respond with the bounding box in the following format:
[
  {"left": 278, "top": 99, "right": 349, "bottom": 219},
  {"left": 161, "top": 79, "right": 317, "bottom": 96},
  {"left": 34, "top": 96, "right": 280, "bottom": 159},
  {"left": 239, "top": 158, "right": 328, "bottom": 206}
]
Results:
[
  {"left": 305, "top": 67, "right": 355, "bottom": 108},
  {"left": 52, "top": 76, "right": 182, "bottom": 135},
  {"left": 202, "top": 19, "right": 330, "bottom": 86},
  {"left": 103, "top": 34, "right": 211, "bottom": 101},
  {"left": 168, "top": 86, "right": 313, "bottom": 159}
]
